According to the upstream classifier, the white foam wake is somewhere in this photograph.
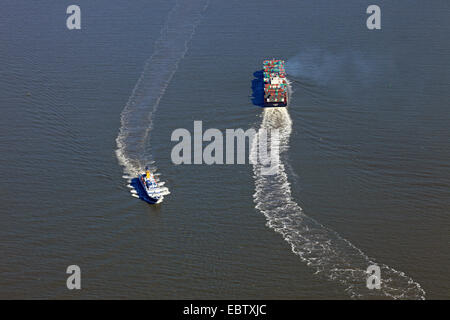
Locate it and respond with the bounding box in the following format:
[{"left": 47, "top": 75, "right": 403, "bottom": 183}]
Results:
[
  {"left": 250, "top": 107, "right": 425, "bottom": 299},
  {"left": 115, "top": 0, "right": 210, "bottom": 199}
]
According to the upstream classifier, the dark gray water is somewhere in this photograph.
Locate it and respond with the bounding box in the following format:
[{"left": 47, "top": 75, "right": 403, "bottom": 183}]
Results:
[{"left": 0, "top": 0, "right": 449, "bottom": 299}]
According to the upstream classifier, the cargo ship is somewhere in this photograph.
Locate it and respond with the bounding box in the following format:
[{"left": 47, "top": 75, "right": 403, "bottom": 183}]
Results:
[{"left": 263, "top": 59, "right": 288, "bottom": 107}]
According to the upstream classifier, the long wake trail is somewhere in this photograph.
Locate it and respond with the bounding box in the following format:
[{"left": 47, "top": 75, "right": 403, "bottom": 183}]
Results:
[
  {"left": 116, "top": 0, "right": 209, "bottom": 196},
  {"left": 251, "top": 106, "right": 425, "bottom": 299}
]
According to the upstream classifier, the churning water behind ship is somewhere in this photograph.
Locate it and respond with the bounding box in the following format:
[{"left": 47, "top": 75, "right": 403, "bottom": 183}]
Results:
[{"left": 251, "top": 107, "right": 424, "bottom": 299}]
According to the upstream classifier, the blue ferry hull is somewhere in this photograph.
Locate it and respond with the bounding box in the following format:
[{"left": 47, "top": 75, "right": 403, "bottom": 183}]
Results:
[{"left": 138, "top": 174, "right": 161, "bottom": 204}]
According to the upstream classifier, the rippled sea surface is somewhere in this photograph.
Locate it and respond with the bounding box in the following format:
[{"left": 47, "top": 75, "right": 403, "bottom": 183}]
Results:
[{"left": 0, "top": 0, "right": 449, "bottom": 299}]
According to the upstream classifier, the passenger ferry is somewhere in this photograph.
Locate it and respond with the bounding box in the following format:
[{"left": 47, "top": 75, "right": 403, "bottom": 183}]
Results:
[{"left": 138, "top": 167, "right": 164, "bottom": 204}]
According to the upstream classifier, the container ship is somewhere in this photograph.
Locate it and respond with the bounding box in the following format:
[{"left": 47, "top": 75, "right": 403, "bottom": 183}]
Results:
[{"left": 263, "top": 59, "right": 288, "bottom": 107}]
